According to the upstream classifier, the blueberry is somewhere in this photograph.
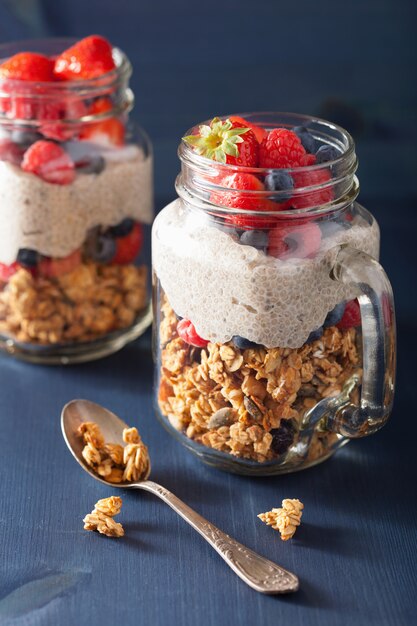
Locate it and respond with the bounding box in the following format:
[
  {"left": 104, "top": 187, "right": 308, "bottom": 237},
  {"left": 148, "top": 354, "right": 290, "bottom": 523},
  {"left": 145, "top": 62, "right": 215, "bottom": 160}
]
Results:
[
  {"left": 88, "top": 234, "right": 116, "bottom": 263},
  {"left": 264, "top": 171, "right": 294, "bottom": 201},
  {"left": 11, "top": 129, "right": 42, "bottom": 148},
  {"left": 109, "top": 218, "right": 134, "bottom": 237},
  {"left": 305, "top": 326, "right": 324, "bottom": 344},
  {"left": 315, "top": 145, "right": 339, "bottom": 164},
  {"left": 17, "top": 248, "right": 38, "bottom": 267},
  {"left": 270, "top": 420, "right": 295, "bottom": 455},
  {"left": 293, "top": 126, "right": 317, "bottom": 153},
  {"left": 76, "top": 155, "right": 106, "bottom": 175},
  {"left": 324, "top": 302, "right": 345, "bottom": 327},
  {"left": 232, "top": 336, "right": 263, "bottom": 350},
  {"left": 239, "top": 230, "right": 268, "bottom": 251}
]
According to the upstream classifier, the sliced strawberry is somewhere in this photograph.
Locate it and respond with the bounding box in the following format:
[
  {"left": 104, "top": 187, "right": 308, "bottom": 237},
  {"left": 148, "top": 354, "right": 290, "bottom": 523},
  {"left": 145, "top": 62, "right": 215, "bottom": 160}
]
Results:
[
  {"left": 22, "top": 140, "right": 75, "bottom": 185},
  {"left": 337, "top": 299, "right": 361, "bottom": 329},
  {"left": 268, "top": 221, "right": 322, "bottom": 260},
  {"left": 0, "top": 261, "right": 20, "bottom": 282},
  {"left": 229, "top": 115, "right": 267, "bottom": 144},
  {"left": 54, "top": 35, "right": 115, "bottom": 81},
  {"left": 177, "top": 319, "right": 209, "bottom": 348},
  {"left": 80, "top": 98, "right": 125, "bottom": 146},
  {"left": 39, "top": 249, "right": 81, "bottom": 278},
  {"left": 112, "top": 223, "right": 143, "bottom": 264}
]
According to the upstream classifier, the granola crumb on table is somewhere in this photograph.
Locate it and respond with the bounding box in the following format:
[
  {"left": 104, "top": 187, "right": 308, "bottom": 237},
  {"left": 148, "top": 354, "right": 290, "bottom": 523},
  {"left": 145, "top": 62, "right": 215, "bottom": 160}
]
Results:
[
  {"left": 83, "top": 496, "right": 124, "bottom": 538},
  {"left": 0, "top": 262, "right": 147, "bottom": 345},
  {"left": 157, "top": 296, "right": 359, "bottom": 464},
  {"left": 258, "top": 499, "right": 304, "bottom": 541}
]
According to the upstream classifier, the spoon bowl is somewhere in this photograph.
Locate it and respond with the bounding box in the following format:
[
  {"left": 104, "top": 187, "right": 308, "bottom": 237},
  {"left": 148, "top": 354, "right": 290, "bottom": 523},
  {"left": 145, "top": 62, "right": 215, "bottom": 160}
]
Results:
[{"left": 61, "top": 398, "right": 299, "bottom": 594}]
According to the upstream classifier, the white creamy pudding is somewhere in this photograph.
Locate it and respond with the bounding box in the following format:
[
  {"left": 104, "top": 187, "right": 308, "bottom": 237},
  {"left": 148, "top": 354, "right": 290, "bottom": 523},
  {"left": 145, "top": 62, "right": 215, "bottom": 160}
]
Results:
[
  {"left": 153, "top": 200, "right": 380, "bottom": 349},
  {"left": 0, "top": 146, "right": 153, "bottom": 264}
]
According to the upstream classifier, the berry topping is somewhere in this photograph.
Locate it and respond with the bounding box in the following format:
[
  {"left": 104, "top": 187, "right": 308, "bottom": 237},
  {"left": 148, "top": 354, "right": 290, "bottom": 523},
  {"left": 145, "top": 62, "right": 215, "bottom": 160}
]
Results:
[
  {"left": 22, "top": 140, "right": 75, "bottom": 185},
  {"left": 0, "top": 138, "right": 25, "bottom": 165},
  {"left": 315, "top": 145, "right": 340, "bottom": 164},
  {"left": 17, "top": 248, "right": 38, "bottom": 268},
  {"left": 183, "top": 117, "right": 259, "bottom": 166},
  {"left": 229, "top": 115, "right": 267, "bottom": 144},
  {"left": 270, "top": 420, "right": 295, "bottom": 455},
  {"left": 337, "top": 299, "right": 361, "bottom": 329},
  {"left": 305, "top": 326, "right": 324, "bottom": 344},
  {"left": 0, "top": 52, "right": 54, "bottom": 82},
  {"left": 211, "top": 173, "right": 274, "bottom": 230},
  {"left": 80, "top": 98, "right": 125, "bottom": 146},
  {"left": 259, "top": 128, "right": 307, "bottom": 169},
  {"left": 0, "top": 261, "right": 20, "bottom": 282},
  {"left": 239, "top": 229, "right": 268, "bottom": 251},
  {"left": 112, "top": 222, "right": 143, "bottom": 264},
  {"left": 232, "top": 336, "right": 263, "bottom": 350},
  {"left": 293, "top": 126, "right": 317, "bottom": 153},
  {"left": 76, "top": 155, "right": 105, "bottom": 175},
  {"left": 87, "top": 233, "right": 116, "bottom": 263},
  {"left": 264, "top": 170, "right": 294, "bottom": 202},
  {"left": 268, "top": 221, "right": 322, "bottom": 260},
  {"left": 54, "top": 35, "right": 115, "bottom": 80},
  {"left": 323, "top": 301, "right": 346, "bottom": 327},
  {"left": 39, "top": 249, "right": 81, "bottom": 278},
  {"left": 109, "top": 218, "right": 135, "bottom": 237},
  {"left": 291, "top": 166, "right": 333, "bottom": 210},
  {"left": 177, "top": 319, "right": 209, "bottom": 348}
]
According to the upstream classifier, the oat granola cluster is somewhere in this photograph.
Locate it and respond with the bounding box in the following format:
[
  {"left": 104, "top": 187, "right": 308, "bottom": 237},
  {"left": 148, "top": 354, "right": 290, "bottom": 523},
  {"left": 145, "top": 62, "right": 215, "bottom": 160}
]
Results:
[
  {"left": 78, "top": 421, "right": 150, "bottom": 483},
  {"left": 258, "top": 499, "right": 304, "bottom": 541},
  {"left": 158, "top": 297, "right": 360, "bottom": 463},
  {"left": 83, "top": 496, "right": 124, "bottom": 538},
  {"left": 0, "top": 262, "right": 147, "bottom": 345}
]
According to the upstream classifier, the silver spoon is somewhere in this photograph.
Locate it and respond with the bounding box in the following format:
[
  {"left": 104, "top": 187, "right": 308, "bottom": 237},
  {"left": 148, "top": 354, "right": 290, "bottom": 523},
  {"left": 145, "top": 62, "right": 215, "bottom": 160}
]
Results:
[{"left": 61, "top": 399, "right": 299, "bottom": 594}]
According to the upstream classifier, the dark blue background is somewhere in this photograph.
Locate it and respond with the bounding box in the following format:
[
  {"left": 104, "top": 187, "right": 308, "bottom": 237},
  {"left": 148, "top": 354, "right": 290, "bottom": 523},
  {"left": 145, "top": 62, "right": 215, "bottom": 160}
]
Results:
[{"left": 0, "top": 2, "right": 416, "bottom": 625}]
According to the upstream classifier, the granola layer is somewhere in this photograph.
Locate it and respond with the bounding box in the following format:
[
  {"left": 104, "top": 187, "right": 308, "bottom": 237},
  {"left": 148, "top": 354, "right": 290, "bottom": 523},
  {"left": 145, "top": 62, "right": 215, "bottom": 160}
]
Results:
[
  {"left": 157, "top": 296, "right": 360, "bottom": 464},
  {"left": 0, "top": 262, "right": 147, "bottom": 345}
]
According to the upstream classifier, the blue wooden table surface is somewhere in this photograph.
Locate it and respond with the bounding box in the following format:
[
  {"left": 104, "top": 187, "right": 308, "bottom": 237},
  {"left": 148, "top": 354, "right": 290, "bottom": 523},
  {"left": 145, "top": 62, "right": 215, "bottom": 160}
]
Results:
[{"left": 0, "top": 1, "right": 416, "bottom": 624}]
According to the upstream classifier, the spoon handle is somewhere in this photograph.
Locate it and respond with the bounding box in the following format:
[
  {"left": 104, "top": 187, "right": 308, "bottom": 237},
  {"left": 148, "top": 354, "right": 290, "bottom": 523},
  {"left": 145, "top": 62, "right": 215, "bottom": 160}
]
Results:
[{"left": 134, "top": 480, "right": 298, "bottom": 594}]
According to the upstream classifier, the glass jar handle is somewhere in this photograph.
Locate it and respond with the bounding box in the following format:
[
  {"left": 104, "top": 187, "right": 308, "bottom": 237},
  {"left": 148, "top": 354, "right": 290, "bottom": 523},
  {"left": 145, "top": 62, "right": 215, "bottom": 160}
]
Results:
[{"left": 325, "top": 245, "right": 396, "bottom": 437}]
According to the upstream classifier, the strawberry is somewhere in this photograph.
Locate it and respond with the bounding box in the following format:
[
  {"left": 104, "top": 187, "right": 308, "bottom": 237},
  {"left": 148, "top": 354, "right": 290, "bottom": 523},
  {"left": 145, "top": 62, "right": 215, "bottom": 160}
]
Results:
[
  {"left": 80, "top": 98, "right": 125, "bottom": 146},
  {"left": 229, "top": 115, "right": 267, "bottom": 144},
  {"left": 0, "top": 52, "right": 54, "bottom": 82},
  {"left": 183, "top": 117, "right": 259, "bottom": 166},
  {"left": 268, "top": 221, "right": 322, "bottom": 260},
  {"left": 112, "top": 223, "right": 143, "bottom": 264},
  {"left": 54, "top": 35, "right": 115, "bottom": 81},
  {"left": 40, "top": 96, "right": 88, "bottom": 141},
  {"left": 211, "top": 172, "right": 276, "bottom": 230},
  {"left": 337, "top": 299, "right": 361, "bottom": 329},
  {"left": 39, "top": 249, "right": 81, "bottom": 278},
  {"left": 291, "top": 155, "right": 334, "bottom": 209},
  {"left": 22, "top": 140, "right": 75, "bottom": 185},
  {"left": 0, "top": 261, "right": 20, "bottom": 282},
  {"left": 177, "top": 319, "right": 209, "bottom": 348},
  {"left": 259, "top": 128, "right": 307, "bottom": 169}
]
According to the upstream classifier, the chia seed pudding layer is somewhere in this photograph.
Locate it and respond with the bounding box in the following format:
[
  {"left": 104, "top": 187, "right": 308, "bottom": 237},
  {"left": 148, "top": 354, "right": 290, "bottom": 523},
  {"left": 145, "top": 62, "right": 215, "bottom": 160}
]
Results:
[
  {"left": 152, "top": 200, "right": 380, "bottom": 349},
  {"left": 0, "top": 146, "right": 153, "bottom": 264}
]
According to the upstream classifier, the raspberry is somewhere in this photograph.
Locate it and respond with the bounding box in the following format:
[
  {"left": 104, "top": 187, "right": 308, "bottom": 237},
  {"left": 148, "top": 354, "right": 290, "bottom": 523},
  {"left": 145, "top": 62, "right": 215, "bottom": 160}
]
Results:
[
  {"left": 22, "top": 140, "right": 75, "bottom": 185},
  {"left": 268, "top": 221, "right": 322, "bottom": 260},
  {"left": 259, "top": 129, "right": 306, "bottom": 169},
  {"left": 0, "top": 261, "right": 20, "bottom": 282},
  {"left": 291, "top": 163, "right": 334, "bottom": 209},
  {"left": 337, "top": 299, "right": 361, "bottom": 329},
  {"left": 177, "top": 319, "right": 209, "bottom": 348},
  {"left": 112, "top": 223, "right": 143, "bottom": 264},
  {"left": 54, "top": 36, "right": 115, "bottom": 80},
  {"left": 183, "top": 117, "right": 258, "bottom": 167}
]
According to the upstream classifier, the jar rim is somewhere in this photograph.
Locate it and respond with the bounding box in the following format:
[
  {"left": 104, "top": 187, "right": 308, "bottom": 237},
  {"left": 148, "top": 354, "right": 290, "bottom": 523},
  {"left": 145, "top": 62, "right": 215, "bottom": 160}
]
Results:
[{"left": 176, "top": 112, "right": 359, "bottom": 217}]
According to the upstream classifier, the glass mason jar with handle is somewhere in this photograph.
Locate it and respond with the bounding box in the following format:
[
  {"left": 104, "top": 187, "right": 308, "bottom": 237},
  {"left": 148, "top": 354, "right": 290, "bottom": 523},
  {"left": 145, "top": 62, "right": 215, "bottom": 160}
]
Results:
[
  {"left": 0, "top": 38, "right": 153, "bottom": 364},
  {"left": 152, "top": 112, "right": 396, "bottom": 475}
]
